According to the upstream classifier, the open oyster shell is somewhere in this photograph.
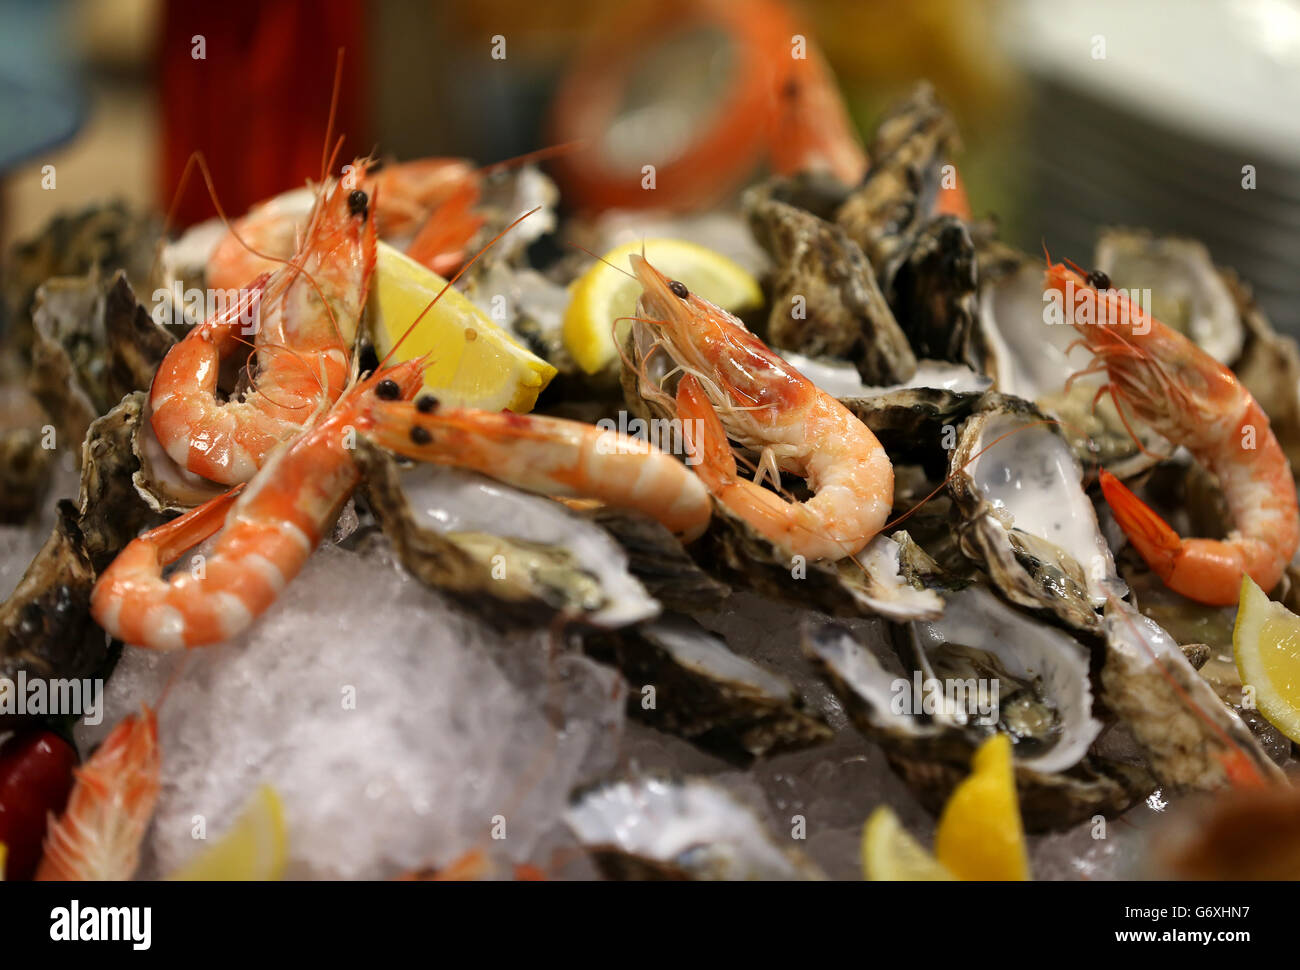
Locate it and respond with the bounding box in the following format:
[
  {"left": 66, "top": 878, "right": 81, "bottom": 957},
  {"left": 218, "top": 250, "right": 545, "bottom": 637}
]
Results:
[
  {"left": 805, "top": 589, "right": 1150, "bottom": 830},
  {"left": 566, "top": 777, "right": 823, "bottom": 880},
  {"left": 357, "top": 443, "right": 658, "bottom": 628},
  {"left": 584, "top": 615, "right": 831, "bottom": 759},
  {"left": 948, "top": 394, "right": 1125, "bottom": 634},
  {"left": 1099, "top": 600, "right": 1284, "bottom": 791},
  {"left": 693, "top": 505, "right": 945, "bottom": 624}
]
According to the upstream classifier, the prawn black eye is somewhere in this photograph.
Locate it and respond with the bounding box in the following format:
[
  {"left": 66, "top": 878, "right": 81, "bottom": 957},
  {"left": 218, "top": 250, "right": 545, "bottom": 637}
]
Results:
[
  {"left": 409, "top": 425, "right": 432, "bottom": 445},
  {"left": 416, "top": 394, "right": 440, "bottom": 413},
  {"left": 375, "top": 378, "right": 400, "bottom": 400},
  {"left": 1086, "top": 270, "right": 1111, "bottom": 291},
  {"left": 668, "top": 280, "right": 689, "bottom": 299},
  {"left": 348, "top": 189, "right": 369, "bottom": 218}
]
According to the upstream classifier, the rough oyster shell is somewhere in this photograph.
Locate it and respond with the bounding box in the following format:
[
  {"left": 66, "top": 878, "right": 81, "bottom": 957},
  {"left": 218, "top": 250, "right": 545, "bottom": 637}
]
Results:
[
  {"left": 1099, "top": 600, "right": 1284, "bottom": 791},
  {"left": 3, "top": 200, "right": 158, "bottom": 357},
  {"left": 948, "top": 394, "right": 1125, "bottom": 634},
  {"left": 357, "top": 443, "right": 658, "bottom": 628},
  {"left": 743, "top": 185, "right": 917, "bottom": 384},
  {"left": 890, "top": 215, "right": 984, "bottom": 367},
  {"left": 693, "top": 504, "right": 945, "bottom": 624},
  {"left": 835, "top": 82, "right": 961, "bottom": 299},
  {"left": 804, "top": 590, "right": 1149, "bottom": 830},
  {"left": 0, "top": 388, "right": 53, "bottom": 523},
  {"left": 28, "top": 271, "right": 175, "bottom": 477},
  {"left": 565, "top": 777, "right": 823, "bottom": 880},
  {"left": 1, "top": 393, "right": 162, "bottom": 725},
  {"left": 584, "top": 615, "right": 831, "bottom": 759}
]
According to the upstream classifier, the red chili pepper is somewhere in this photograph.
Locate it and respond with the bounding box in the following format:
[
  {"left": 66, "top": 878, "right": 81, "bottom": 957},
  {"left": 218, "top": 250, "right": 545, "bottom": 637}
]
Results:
[{"left": 0, "top": 729, "right": 78, "bottom": 880}]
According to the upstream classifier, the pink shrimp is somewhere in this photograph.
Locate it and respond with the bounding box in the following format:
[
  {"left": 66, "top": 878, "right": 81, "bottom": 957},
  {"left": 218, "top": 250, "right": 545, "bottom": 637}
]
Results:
[
  {"left": 35, "top": 706, "right": 160, "bottom": 881},
  {"left": 1046, "top": 260, "right": 1300, "bottom": 605},
  {"left": 150, "top": 162, "right": 377, "bottom": 485},
  {"left": 366, "top": 403, "right": 712, "bottom": 543},
  {"left": 628, "top": 254, "right": 892, "bottom": 561}
]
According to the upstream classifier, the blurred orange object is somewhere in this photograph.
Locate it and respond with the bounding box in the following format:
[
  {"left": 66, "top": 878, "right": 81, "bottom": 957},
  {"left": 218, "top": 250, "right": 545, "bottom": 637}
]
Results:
[
  {"left": 547, "top": 0, "right": 865, "bottom": 212},
  {"left": 157, "top": 0, "right": 368, "bottom": 228}
]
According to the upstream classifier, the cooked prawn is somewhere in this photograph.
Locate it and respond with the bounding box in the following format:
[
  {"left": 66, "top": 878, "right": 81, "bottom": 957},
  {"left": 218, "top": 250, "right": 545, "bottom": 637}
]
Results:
[
  {"left": 628, "top": 254, "right": 892, "bottom": 561},
  {"left": 368, "top": 402, "right": 712, "bottom": 542},
  {"left": 150, "top": 164, "right": 377, "bottom": 485},
  {"left": 35, "top": 706, "right": 160, "bottom": 881},
  {"left": 1046, "top": 260, "right": 1300, "bottom": 605}
]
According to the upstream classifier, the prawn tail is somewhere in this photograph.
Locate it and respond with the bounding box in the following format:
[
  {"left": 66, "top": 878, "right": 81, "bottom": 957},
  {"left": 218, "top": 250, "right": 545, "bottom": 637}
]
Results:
[
  {"left": 1099, "top": 468, "right": 1181, "bottom": 581},
  {"left": 36, "top": 706, "right": 161, "bottom": 881}
]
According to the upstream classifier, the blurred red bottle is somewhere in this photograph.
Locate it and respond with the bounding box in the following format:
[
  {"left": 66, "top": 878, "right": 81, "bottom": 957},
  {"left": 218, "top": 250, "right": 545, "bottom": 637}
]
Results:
[{"left": 157, "top": 0, "right": 368, "bottom": 228}]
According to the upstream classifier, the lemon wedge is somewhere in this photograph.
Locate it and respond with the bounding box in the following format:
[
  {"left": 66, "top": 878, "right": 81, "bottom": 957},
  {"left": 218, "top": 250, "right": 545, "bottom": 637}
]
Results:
[
  {"left": 933, "top": 734, "right": 1030, "bottom": 880},
  {"left": 562, "top": 238, "right": 763, "bottom": 374},
  {"left": 169, "top": 784, "right": 287, "bottom": 881},
  {"left": 369, "top": 241, "right": 556, "bottom": 412},
  {"left": 1234, "top": 575, "right": 1300, "bottom": 743},
  {"left": 861, "top": 806, "right": 954, "bottom": 881}
]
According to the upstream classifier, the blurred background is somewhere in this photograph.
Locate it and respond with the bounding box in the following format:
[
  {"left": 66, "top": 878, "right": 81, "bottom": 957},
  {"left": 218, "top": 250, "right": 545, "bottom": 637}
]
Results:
[{"left": 2, "top": 0, "right": 1299, "bottom": 329}]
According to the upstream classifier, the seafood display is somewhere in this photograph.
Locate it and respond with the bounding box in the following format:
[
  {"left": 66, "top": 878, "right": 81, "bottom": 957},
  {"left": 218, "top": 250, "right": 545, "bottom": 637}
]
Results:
[{"left": 5, "top": 16, "right": 1300, "bottom": 891}]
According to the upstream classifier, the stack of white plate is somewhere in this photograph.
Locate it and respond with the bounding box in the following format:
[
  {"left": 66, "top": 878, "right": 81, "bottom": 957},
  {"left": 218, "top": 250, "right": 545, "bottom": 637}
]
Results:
[{"left": 1004, "top": 0, "right": 1300, "bottom": 334}]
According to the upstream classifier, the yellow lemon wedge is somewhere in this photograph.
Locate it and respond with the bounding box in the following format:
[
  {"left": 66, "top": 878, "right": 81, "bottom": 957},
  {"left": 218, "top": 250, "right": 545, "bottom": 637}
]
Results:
[
  {"left": 1233, "top": 575, "right": 1300, "bottom": 743},
  {"left": 0, "top": 842, "right": 6, "bottom": 881},
  {"left": 934, "top": 734, "right": 1030, "bottom": 880},
  {"left": 369, "top": 241, "right": 556, "bottom": 412},
  {"left": 168, "top": 784, "right": 287, "bottom": 881},
  {"left": 562, "top": 238, "right": 763, "bottom": 374},
  {"left": 861, "top": 805, "right": 954, "bottom": 881}
]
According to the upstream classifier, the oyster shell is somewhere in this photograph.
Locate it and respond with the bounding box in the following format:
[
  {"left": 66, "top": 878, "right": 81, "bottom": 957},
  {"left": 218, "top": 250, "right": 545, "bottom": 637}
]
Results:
[
  {"left": 584, "top": 615, "right": 831, "bottom": 759},
  {"left": 1099, "top": 600, "right": 1284, "bottom": 790},
  {"left": 805, "top": 589, "right": 1149, "bottom": 830},
  {"left": 743, "top": 186, "right": 917, "bottom": 384},
  {"left": 1093, "top": 229, "right": 1243, "bottom": 366},
  {"left": 1, "top": 394, "right": 162, "bottom": 726},
  {"left": 890, "top": 215, "right": 984, "bottom": 366},
  {"left": 29, "top": 274, "right": 102, "bottom": 455},
  {"left": 27, "top": 271, "right": 175, "bottom": 476},
  {"left": 587, "top": 508, "right": 730, "bottom": 613},
  {"left": 357, "top": 443, "right": 658, "bottom": 628},
  {"left": 948, "top": 394, "right": 1125, "bottom": 634},
  {"left": 694, "top": 504, "right": 945, "bottom": 624},
  {"left": 565, "top": 777, "right": 823, "bottom": 880},
  {"left": 835, "top": 82, "right": 961, "bottom": 298},
  {"left": 3, "top": 200, "right": 158, "bottom": 356},
  {"left": 0, "top": 388, "right": 53, "bottom": 523}
]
